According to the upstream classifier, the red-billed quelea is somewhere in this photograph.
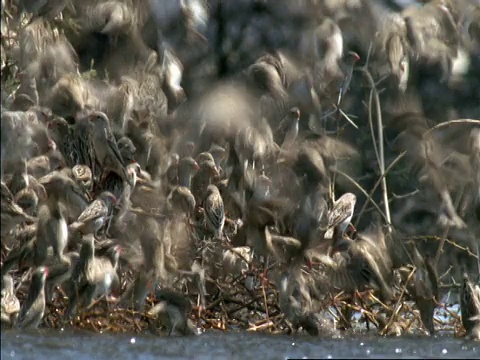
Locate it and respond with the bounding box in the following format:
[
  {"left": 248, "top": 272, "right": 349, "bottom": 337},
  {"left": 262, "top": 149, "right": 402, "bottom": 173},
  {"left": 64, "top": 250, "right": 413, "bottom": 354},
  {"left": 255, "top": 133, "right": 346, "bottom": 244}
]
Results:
[
  {"left": 191, "top": 159, "right": 218, "bottom": 206},
  {"left": 68, "top": 191, "right": 118, "bottom": 237},
  {"left": 85, "top": 111, "right": 132, "bottom": 186},
  {"left": 16, "top": 266, "right": 48, "bottom": 329},
  {"left": 1, "top": 274, "right": 20, "bottom": 326},
  {"left": 177, "top": 156, "right": 200, "bottom": 189},
  {"left": 66, "top": 236, "right": 120, "bottom": 318},
  {"left": 460, "top": 271, "right": 480, "bottom": 340},
  {"left": 34, "top": 176, "right": 69, "bottom": 266},
  {"left": 336, "top": 51, "right": 360, "bottom": 108},
  {"left": 324, "top": 192, "right": 357, "bottom": 240},
  {"left": 204, "top": 184, "right": 225, "bottom": 239},
  {"left": 72, "top": 165, "right": 94, "bottom": 195}
]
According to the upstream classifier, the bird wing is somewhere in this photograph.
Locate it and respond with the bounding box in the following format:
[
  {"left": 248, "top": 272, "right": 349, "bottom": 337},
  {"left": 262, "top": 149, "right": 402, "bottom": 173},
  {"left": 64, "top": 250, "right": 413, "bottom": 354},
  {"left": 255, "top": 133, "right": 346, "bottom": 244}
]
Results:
[{"left": 76, "top": 199, "right": 108, "bottom": 224}]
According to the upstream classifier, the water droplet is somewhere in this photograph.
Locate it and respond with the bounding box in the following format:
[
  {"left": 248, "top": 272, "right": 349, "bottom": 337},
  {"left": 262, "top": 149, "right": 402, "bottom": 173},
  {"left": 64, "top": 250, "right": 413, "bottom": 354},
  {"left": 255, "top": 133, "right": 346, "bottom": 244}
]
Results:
[
  {"left": 291, "top": 342, "right": 295, "bottom": 346},
  {"left": 360, "top": 342, "right": 364, "bottom": 346},
  {"left": 462, "top": 346, "right": 468, "bottom": 351},
  {"left": 442, "top": 349, "right": 447, "bottom": 355},
  {"left": 366, "top": 349, "right": 371, "bottom": 355},
  {"left": 130, "top": 337, "right": 136, "bottom": 344},
  {"left": 327, "top": 355, "right": 332, "bottom": 359},
  {"left": 10, "top": 351, "right": 15, "bottom": 357},
  {"left": 395, "top": 348, "right": 402, "bottom": 354}
]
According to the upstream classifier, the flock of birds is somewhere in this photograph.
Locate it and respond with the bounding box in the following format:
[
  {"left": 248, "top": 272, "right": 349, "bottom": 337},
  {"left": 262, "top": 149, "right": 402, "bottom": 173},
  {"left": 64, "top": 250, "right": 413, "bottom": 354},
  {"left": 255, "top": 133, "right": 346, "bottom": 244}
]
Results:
[{"left": 0, "top": 0, "right": 480, "bottom": 339}]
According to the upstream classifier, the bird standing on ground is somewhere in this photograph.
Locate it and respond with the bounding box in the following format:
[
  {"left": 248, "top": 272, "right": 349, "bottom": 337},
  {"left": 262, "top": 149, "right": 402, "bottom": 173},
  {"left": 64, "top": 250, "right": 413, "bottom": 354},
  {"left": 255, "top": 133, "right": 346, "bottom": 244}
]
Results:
[
  {"left": 17, "top": 266, "right": 48, "bottom": 329},
  {"left": 204, "top": 184, "right": 225, "bottom": 239},
  {"left": 460, "top": 272, "right": 480, "bottom": 340},
  {"left": 1, "top": 274, "right": 20, "bottom": 326}
]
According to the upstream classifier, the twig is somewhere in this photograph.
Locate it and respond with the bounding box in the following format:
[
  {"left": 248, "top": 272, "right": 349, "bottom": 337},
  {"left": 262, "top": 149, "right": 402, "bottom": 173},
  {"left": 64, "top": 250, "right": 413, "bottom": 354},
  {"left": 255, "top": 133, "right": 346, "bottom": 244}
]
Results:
[
  {"left": 434, "top": 187, "right": 464, "bottom": 268},
  {"left": 425, "top": 119, "right": 480, "bottom": 135},
  {"left": 360, "top": 67, "right": 392, "bottom": 232},
  {"left": 354, "top": 152, "right": 406, "bottom": 227}
]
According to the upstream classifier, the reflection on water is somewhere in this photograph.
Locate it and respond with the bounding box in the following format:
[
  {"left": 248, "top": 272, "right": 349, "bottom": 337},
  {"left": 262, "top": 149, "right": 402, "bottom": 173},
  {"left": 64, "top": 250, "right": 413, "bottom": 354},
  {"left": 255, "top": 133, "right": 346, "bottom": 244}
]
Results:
[{"left": 1, "top": 330, "right": 478, "bottom": 359}]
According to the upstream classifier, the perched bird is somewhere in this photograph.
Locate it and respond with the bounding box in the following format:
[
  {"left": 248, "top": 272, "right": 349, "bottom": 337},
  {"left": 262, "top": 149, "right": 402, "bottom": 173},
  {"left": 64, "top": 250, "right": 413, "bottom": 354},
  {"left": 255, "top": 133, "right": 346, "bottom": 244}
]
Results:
[
  {"left": 1, "top": 274, "right": 20, "bottom": 326},
  {"left": 84, "top": 112, "right": 132, "bottom": 186},
  {"left": 460, "top": 272, "right": 480, "bottom": 340},
  {"left": 17, "top": 266, "right": 48, "bottom": 329},
  {"left": 72, "top": 165, "right": 94, "bottom": 195},
  {"left": 203, "top": 184, "right": 225, "bottom": 239},
  {"left": 191, "top": 159, "right": 218, "bottom": 206},
  {"left": 325, "top": 192, "right": 357, "bottom": 240},
  {"left": 68, "top": 191, "right": 117, "bottom": 237}
]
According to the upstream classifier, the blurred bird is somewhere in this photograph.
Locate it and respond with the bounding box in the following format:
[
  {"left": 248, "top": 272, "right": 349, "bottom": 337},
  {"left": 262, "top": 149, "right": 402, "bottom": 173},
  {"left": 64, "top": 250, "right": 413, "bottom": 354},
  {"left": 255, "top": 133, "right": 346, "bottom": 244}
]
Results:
[
  {"left": 17, "top": 266, "right": 48, "bottom": 329},
  {"left": 34, "top": 178, "right": 68, "bottom": 266},
  {"left": 276, "top": 107, "right": 300, "bottom": 149},
  {"left": 14, "top": 187, "right": 39, "bottom": 216},
  {"left": 20, "top": 0, "right": 69, "bottom": 25},
  {"left": 1, "top": 181, "right": 35, "bottom": 238},
  {"left": 147, "top": 288, "right": 197, "bottom": 336},
  {"left": 336, "top": 51, "right": 360, "bottom": 108},
  {"left": 411, "top": 244, "right": 438, "bottom": 335},
  {"left": 1, "top": 274, "right": 20, "bottom": 326},
  {"left": 85, "top": 1, "right": 135, "bottom": 38},
  {"left": 67, "top": 236, "right": 120, "bottom": 317},
  {"left": 385, "top": 30, "right": 410, "bottom": 92},
  {"left": 460, "top": 272, "right": 480, "bottom": 340},
  {"left": 204, "top": 185, "right": 225, "bottom": 239},
  {"left": 178, "top": 156, "right": 200, "bottom": 189},
  {"left": 167, "top": 186, "right": 196, "bottom": 219}
]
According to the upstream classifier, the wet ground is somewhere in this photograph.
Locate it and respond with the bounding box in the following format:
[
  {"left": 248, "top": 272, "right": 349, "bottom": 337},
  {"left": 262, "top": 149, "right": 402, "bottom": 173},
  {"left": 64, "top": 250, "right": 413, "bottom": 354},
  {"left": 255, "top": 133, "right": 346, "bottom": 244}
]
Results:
[{"left": 1, "top": 329, "right": 478, "bottom": 359}]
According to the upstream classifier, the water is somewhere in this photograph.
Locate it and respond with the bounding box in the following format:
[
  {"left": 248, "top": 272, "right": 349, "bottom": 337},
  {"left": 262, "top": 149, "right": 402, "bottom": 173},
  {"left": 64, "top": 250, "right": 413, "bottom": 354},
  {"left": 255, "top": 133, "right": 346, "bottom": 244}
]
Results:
[{"left": 1, "top": 329, "right": 478, "bottom": 359}]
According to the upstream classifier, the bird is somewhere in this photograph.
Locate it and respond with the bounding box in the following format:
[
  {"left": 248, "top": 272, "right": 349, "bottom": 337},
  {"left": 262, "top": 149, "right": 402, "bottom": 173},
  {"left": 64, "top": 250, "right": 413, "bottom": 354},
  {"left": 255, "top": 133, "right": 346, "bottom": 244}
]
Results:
[
  {"left": 178, "top": 156, "right": 200, "bottom": 189},
  {"left": 203, "top": 184, "right": 225, "bottom": 239},
  {"left": 66, "top": 236, "right": 120, "bottom": 318},
  {"left": 276, "top": 107, "right": 300, "bottom": 149},
  {"left": 1, "top": 181, "right": 35, "bottom": 238},
  {"left": 460, "top": 272, "right": 480, "bottom": 340},
  {"left": 20, "top": 0, "right": 69, "bottom": 25},
  {"left": 411, "top": 244, "right": 438, "bottom": 335},
  {"left": 68, "top": 191, "right": 118, "bottom": 237},
  {"left": 1, "top": 274, "right": 20, "bottom": 326},
  {"left": 14, "top": 187, "right": 39, "bottom": 216},
  {"left": 34, "top": 175, "right": 70, "bottom": 266},
  {"left": 83, "top": 111, "right": 132, "bottom": 187},
  {"left": 336, "top": 51, "right": 360, "bottom": 108},
  {"left": 17, "top": 266, "right": 48, "bottom": 329},
  {"left": 191, "top": 159, "right": 219, "bottom": 206},
  {"left": 167, "top": 186, "right": 196, "bottom": 219},
  {"left": 147, "top": 288, "right": 197, "bottom": 336},
  {"left": 71, "top": 165, "right": 94, "bottom": 196},
  {"left": 325, "top": 192, "right": 357, "bottom": 240}
]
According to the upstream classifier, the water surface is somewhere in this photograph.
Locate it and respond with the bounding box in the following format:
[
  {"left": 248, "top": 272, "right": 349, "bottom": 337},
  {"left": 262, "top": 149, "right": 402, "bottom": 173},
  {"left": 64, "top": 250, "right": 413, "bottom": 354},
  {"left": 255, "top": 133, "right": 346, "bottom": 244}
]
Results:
[{"left": 1, "top": 329, "right": 478, "bottom": 359}]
